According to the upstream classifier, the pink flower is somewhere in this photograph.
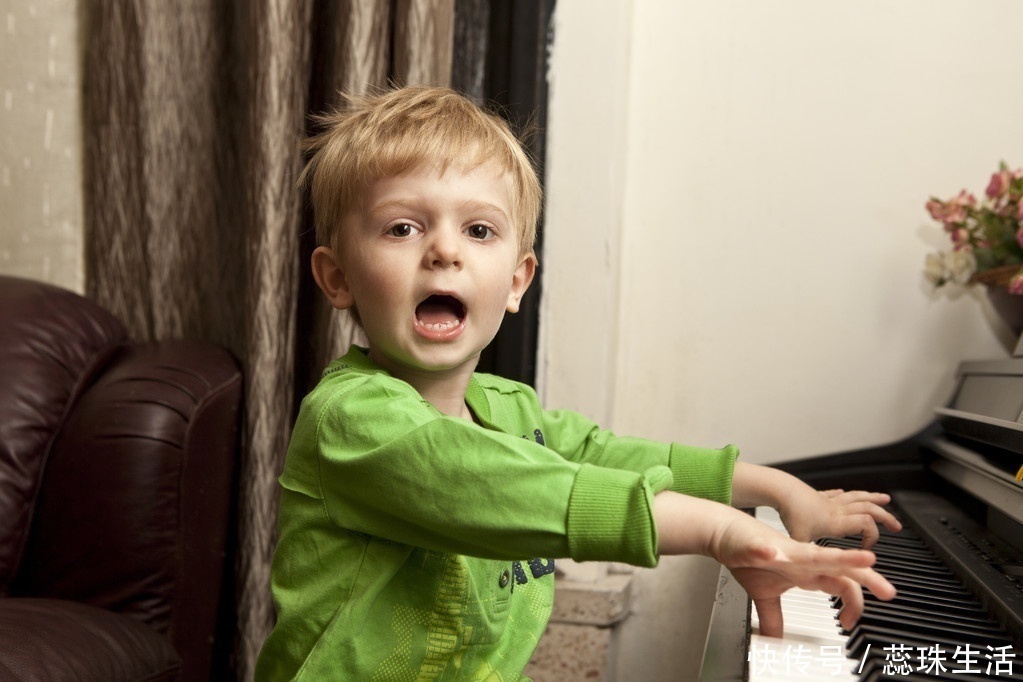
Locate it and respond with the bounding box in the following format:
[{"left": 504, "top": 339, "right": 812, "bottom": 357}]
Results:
[
  {"left": 1017, "top": 200, "right": 1023, "bottom": 222},
  {"left": 954, "top": 190, "right": 978, "bottom": 208},
  {"left": 986, "top": 170, "right": 1012, "bottom": 199},
  {"left": 952, "top": 228, "right": 971, "bottom": 249},
  {"left": 1016, "top": 226, "right": 1023, "bottom": 250},
  {"left": 926, "top": 198, "right": 949, "bottom": 221},
  {"left": 926, "top": 200, "right": 961, "bottom": 226},
  {"left": 1009, "top": 271, "right": 1023, "bottom": 295},
  {"left": 927, "top": 191, "right": 977, "bottom": 226}
]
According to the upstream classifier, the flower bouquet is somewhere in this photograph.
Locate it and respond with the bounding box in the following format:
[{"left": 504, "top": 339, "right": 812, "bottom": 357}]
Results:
[{"left": 924, "top": 162, "right": 1023, "bottom": 294}]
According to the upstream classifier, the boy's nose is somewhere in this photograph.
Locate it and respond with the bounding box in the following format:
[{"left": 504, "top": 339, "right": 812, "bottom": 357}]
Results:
[{"left": 424, "top": 229, "right": 463, "bottom": 269}]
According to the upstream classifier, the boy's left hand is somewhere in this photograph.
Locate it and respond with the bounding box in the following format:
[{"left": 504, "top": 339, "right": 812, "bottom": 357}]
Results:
[{"left": 779, "top": 487, "right": 902, "bottom": 549}]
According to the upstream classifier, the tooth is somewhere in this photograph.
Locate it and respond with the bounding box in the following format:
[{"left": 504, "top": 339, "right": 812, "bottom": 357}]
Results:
[{"left": 422, "top": 320, "right": 458, "bottom": 331}]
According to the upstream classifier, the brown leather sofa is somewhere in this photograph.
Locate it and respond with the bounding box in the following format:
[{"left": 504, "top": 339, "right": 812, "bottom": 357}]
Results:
[{"left": 0, "top": 275, "right": 243, "bottom": 681}]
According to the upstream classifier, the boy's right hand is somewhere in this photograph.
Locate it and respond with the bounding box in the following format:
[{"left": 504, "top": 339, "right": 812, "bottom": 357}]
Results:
[
  {"left": 653, "top": 492, "right": 897, "bottom": 637},
  {"left": 722, "top": 530, "right": 895, "bottom": 637},
  {"left": 711, "top": 505, "right": 897, "bottom": 637}
]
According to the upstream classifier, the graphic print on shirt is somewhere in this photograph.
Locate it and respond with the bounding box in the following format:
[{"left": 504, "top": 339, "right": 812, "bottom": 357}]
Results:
[
  {"left": 508, "top": 557, "right": 556, "bottom": 593},
  {"left": 511, "top": 427, "right": 555, "bottom": 590},
  {"left": 375, "top": 555, "right": 468, "bottom": 681}
]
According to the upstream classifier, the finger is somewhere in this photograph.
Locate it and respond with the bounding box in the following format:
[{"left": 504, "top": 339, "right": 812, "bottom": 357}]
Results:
[
  {"left": 850, "top": 514, "right": 880, "bottom": 549},
  {"left": 869, "top": 504, "right": 902, "bottom": 533},
  {"left": 825, "top": 557, "right": 896, "bottom": 602},
  {"left": 826, "top": 504, "right": 902, "bottom": 546},
  {"left": 823, "top": 490, "right": 884, "bottom": 505},
  {"left": 831, "top": 569, "right": 895, "bottom": 630},
  {"left": 840, "top": 498, "right": 902, "bottom": 533},
  {"left": 883, "top": 515, "right": 903, "bottom": 533},
  {"left": 850, "top": 507, "right": 902, "bottom": 544},
  {"left": 806, "top": 511, "right": 879, "bottom": 548},
  {"left": 827, "top": 490, "right": 889, "bottom": 504},
  {"left": 858, "top": 566, "right": 897, "bottom": 602},
  {"left": 841, "top": 513, "right": 880, "bottom": 549},
  {"left": 809, "top": 569, "right": 887, "bottom": 632},
  {"left": 753, "top": 596, "right": 784, "bottom": 637},
  {"left": 829, "top": 576, "right": 865, "bottom": 631},
  {"left": 826, "top": 492, "right": 900, "bottom": 535},
  {"left": 807, "top": 544, "right": 877, "bottom": 570}
]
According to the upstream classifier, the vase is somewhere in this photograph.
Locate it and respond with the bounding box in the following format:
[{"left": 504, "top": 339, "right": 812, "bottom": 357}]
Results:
[
  {"left": 984, "top": 286, "right": 1023, "bottom": 337},
  {"left": 972, "top": 265, "right": 1023, "bottom": 336}
]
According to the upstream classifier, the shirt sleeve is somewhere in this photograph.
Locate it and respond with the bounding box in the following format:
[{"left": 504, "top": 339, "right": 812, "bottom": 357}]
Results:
[
  {"left": 282, "top": 373, "right": 666, "bottom": 566},
  {"left": 541, "top": 408, "right": 738, "bottom": 504}
]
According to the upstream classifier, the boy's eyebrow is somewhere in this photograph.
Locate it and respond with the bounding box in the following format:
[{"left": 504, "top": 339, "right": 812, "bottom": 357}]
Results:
[
  {"left": 457, "top": 198, "right": 512, "bottom": 222},
  {"left": 369, "top": 197, "right": 512, "bottom": 223}
]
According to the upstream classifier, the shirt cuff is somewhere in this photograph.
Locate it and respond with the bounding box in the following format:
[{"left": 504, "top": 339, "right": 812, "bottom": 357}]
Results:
[
  {"left": 667, "top": 443, "right": 738, "bottom": 504},
  {"left": 566, "top": 463, "right": 673, "bottom": 567}
]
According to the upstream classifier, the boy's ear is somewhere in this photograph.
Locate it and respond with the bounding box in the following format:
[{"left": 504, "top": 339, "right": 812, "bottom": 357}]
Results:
[
  {"left": 506, "top": 253, "right": 537, "bottom": 314},
  {"left": 310, "top": 246, "right": 355, "bottom": 310}
]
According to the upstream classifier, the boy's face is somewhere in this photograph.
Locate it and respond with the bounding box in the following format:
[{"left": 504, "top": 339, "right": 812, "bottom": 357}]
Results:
[{"left": 312, "top": 161, "right": 534, "bottom": 381}]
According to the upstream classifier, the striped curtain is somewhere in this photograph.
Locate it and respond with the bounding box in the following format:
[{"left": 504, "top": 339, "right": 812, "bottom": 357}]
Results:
[{"left": 82, "top": 1, "right": 461, "bottom": 677}]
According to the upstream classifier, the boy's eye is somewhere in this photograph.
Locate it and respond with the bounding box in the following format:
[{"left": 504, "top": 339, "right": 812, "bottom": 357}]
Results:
[
  {"left": 387, "top": 223, "right": 419, "bottom": 238},
  {"left": 466, "top": 224, "right": 494, "bottom": 240}
]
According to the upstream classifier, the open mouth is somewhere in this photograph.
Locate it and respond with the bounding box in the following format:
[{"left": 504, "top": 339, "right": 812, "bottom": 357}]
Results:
[{"left": 415, "top": 294, "right": 466, "bottom": 332}]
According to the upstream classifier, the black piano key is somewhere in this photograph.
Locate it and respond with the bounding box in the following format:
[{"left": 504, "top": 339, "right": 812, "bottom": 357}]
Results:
[
  {"left": 816, "top": 496, "right": 1023, "bottom": 682},
  {"left": 847, "top": 609, "right": 1010, "bottom": 644},
  {"left": 851, "top": 605, "right": 1010, "bottom": 642},
  {"left": 861, "top": 663, "right": 962, "bottom": 682},
  {"left": 857, "top": 598, "right": 998, "bottom": 626},
  {"left": 847, "top": 623, "right": 1015, "bottom": 654},
  {"left": 877, "top": 572, "right": 972, "bottom": 593},
  {"left": 821, "top": 540, "right": 961, "bottom": 578},
  {"left": 877, "top": 583, "right": 979, "bottom": 606},
  {"left": 847, "top": 625, "right": 1019, "bottom": 671},
  {"left": 855, "top": 584, "right": 984, "bottom": 612},
  {"left": 868, "top": 564, "right": 957, "bottom": 582},
  {"left": 851, "top": 554, "right": 956, "bottom": 577},
  {"left": 823, "top": 539, "right": 946, "bottom": 558},
  {"left": 860, "top": 656, "right": 1023, "bottom": 681}
]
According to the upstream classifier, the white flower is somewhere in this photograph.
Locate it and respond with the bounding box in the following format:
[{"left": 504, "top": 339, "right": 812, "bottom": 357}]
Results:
[
  {"left": 924, "top": 250, "right": 977, "bottom": 287},
  {"left": 924, "top": 252, "right": 947, "bottom": 286},
  {"left": 945, "top": 249, "right": 977, "bottom": 285}
]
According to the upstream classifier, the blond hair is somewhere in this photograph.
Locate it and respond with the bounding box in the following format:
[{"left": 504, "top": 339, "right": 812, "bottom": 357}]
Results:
[{"left": 301, "top": 86, "right": 541, "bottom": 256}]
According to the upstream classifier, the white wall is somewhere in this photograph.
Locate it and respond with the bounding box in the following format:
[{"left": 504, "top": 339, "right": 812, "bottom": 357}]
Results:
[
  {"left": 542, "top": 2, "right": 1023, "bottom": 679},
  {"left": 542, "top": 0, "right": 1022, "bottom": 464},
  {"left": 0, "top": 0, "right": 83, "bottom": 293}
]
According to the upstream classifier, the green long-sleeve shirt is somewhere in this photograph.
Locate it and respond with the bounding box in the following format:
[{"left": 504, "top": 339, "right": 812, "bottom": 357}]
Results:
[{"left": 255, "top": 347, "right": 737, "bottom": 681}]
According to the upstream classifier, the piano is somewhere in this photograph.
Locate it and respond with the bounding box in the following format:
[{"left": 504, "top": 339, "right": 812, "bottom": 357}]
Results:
[{"left": 699, "top": 353, "right": 1023, "bottom": 681}]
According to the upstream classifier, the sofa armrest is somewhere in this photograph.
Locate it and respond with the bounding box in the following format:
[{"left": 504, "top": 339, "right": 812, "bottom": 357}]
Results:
[
  {"left": 0, "top": 275, "right": 126, "bottom": 594},
  {"left": 11, "top": 340, "right": 243, "bottom": 681}
]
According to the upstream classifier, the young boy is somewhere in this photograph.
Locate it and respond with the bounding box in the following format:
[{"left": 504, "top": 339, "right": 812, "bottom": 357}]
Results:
[{"left": 255, "top": 86, "right": 899, "bottom": 680}]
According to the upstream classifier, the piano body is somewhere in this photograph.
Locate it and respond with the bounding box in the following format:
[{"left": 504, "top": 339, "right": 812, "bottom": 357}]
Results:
[{"left": 700, "top": 354, "right": 1023, "bottom": 681}]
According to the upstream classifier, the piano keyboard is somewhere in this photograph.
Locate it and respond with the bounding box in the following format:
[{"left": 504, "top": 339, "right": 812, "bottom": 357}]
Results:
[{"left": 749, "top": 506, "right": 1023, "bottom": 681}]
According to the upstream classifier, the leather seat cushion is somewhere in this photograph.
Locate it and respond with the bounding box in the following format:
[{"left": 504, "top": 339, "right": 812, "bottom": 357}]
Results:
[{"left": 0, "top": 598, "right": 180, "bottom": 682}]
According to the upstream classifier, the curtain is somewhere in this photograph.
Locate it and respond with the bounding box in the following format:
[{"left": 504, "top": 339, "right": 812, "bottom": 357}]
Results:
[
  {"left": 82, "top": 0, "right": 550, "bottom": 677},
  {"left": 83, "top": 1, "right": 452, "bottom": 676}
]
